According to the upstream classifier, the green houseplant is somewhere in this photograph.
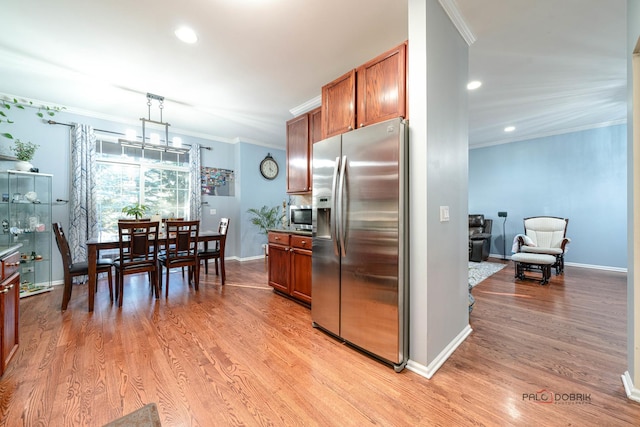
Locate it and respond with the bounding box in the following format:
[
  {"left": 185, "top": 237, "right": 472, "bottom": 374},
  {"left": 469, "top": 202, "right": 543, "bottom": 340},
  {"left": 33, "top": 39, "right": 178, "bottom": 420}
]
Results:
[
  {"left": 121, "top": 203, "right": 149, "bottom": 220},
  {"left": 247, "top": 205, "right": 284, "bottom": 236},
  {"left": 247, "top": 205, "right": 285, "bottom": 256},
  {"left": 12, "top": 140, "right": 39, "bottom": 162}
]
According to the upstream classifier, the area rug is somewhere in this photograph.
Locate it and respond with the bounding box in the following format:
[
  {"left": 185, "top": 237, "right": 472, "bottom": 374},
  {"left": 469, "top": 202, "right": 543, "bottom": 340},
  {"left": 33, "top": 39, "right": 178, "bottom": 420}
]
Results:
[
  {"left": 103, "top": 403, "right": 162, "bottom": 427},
  {"left": 469, "top": 261, "right": 507, "bottom": 287}
]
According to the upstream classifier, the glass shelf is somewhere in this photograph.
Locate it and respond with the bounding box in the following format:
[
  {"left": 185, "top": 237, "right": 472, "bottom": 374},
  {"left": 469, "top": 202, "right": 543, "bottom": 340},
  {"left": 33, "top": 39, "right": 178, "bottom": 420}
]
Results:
[{"left": 0, "top": 171, "right": 53, "bottom": 298}]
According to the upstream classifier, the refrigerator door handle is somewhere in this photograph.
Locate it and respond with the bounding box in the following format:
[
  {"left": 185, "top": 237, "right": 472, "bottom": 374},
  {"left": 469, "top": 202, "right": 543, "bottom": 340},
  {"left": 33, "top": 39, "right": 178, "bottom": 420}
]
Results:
[
  {"left": 338, "top": 155, "right": 348, "bottom": 257},
  {"left": 331, "top": 156, "right": 341, "bottom": 256}
]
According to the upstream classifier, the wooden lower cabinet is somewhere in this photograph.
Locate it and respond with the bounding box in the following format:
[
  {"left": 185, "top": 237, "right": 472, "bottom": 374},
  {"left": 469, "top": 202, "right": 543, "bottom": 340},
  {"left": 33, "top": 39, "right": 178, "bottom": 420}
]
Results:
[
  {"left": 268, "top": 234, "right": 291, "bottom": 295},
  {"left": 268, "top": 232, "right": 312, "bottom": 305},
  {"left": 1, "top": 251, "right": 20, "bottom": 376}
]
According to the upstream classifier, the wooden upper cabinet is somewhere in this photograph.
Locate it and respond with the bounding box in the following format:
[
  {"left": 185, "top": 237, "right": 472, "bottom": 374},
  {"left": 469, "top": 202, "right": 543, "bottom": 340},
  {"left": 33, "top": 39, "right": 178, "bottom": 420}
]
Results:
[
  {"left": 356, "top": 42, "right": 407, "bottom": 129},
  {"left": 286, "top": 107, "right": 321, "bottom": 194},
  {"left": 309, "top": 107, "right": 323, "bottom": 144},
  {"left": 321, "top": 69, "right": 356, "bottom": 139},
  {"left": 321, "top": 42, "right": 407, "bottom": 138},
  {"left": 286, "top": 114, "right": 311, "bottom": 193}
]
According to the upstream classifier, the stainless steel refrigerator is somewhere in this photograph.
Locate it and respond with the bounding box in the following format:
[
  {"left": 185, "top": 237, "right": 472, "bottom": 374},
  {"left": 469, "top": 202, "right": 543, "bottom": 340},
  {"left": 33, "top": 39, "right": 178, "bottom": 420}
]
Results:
[{"left": 312, "top": 117, "right": 408, "bottom": 372}]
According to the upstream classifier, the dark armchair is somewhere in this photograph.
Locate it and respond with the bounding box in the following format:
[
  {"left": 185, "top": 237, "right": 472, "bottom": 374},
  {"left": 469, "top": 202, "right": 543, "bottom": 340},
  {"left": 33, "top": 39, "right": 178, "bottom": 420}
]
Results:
[{"left": 469, "top": 214, "right": 492, "bottom": 262}]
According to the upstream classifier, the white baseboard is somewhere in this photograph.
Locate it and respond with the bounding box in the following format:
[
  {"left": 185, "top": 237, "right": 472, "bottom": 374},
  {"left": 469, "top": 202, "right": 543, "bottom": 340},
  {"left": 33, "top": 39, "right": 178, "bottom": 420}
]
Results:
[
  {"left": 238, "top": 255, "right": 265, "bottom": 262},
  {"left": 406, "top": 324, "right": 473, "bottom": 379},
  {"left": 622, "top": 371, "right": 640, "bottom": 403},
  {"left": 488, "top": 253, "right": 627, "bottom": 273},
  {"left": 564, "top": 262, "right": 627, "bottom": 273}
]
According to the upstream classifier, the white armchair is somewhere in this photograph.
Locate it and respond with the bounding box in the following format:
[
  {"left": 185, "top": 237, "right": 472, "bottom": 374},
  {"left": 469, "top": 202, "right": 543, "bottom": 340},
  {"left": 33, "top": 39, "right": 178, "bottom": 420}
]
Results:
[{"left": 517, "top": 216, "right": 570, "bottom": 275}]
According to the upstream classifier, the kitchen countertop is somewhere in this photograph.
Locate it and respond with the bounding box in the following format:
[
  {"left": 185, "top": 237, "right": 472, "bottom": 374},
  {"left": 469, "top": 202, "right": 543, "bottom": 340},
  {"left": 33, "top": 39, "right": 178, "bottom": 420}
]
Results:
[{"left": 268, "top": 227, "right": 312, "bottom": 237}]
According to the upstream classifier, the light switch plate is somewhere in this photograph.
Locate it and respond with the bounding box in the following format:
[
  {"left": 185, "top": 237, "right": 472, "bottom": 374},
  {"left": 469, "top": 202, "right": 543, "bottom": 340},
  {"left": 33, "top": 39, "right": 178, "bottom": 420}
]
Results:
[
  {"left": 210, "top": 208, "right": 216, "bottom": 215},
  {"left": 440, "top": 206, "right": 450, "bottom": 222}
]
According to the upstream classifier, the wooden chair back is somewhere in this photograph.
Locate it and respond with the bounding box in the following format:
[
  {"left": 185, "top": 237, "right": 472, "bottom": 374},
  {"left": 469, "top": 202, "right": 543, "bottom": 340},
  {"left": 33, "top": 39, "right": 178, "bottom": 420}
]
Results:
[
  {"left": 52, "top": 222, "right": 72, "bottom": 271},
  {"left": 117, "top": 221, "right": 160, "bottom": 269},
  {"left": 164, "top": 220, "right": 199, "bottom": 262}
]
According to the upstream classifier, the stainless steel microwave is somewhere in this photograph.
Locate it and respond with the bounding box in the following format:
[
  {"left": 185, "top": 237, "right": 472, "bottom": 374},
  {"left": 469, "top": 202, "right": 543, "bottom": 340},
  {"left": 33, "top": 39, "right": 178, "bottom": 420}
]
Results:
[{"left": 289, "top": 205, "right": 312, "bottom": 230}]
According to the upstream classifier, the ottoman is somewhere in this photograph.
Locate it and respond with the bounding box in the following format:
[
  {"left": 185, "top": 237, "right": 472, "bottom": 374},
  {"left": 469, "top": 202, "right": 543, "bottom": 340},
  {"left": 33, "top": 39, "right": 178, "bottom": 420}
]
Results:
[{"left": 511, "top": 252, "right": 556, "bottom": 285}]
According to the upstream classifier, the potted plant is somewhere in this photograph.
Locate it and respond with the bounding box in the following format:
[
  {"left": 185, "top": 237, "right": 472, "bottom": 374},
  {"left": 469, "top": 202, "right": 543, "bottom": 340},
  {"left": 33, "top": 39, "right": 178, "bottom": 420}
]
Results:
[
  {"left": 121, "top": 203, "right": 149, "bottom": 220},
  {"left": 247, "top": 205, "right": 285, "bottom": 254},
  {"left": 12, "top": 140, "right": 39, "bottom": 171}
]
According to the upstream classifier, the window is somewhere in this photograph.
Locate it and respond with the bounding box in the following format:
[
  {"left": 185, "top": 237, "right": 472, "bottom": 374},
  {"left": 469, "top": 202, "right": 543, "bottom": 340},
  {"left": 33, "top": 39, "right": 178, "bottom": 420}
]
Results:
[{"left": 95, "top": 137, "right": 190, "bottom": 239}]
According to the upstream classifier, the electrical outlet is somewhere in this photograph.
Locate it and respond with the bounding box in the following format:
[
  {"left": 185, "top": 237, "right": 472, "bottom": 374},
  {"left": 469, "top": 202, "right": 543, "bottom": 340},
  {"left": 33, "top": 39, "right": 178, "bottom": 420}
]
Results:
[
  {"left": 498, "top": 211, "right": 508, "bottom": 218},
  {"left": 210, "top": 208, "right": 216, "bottom": 215}
]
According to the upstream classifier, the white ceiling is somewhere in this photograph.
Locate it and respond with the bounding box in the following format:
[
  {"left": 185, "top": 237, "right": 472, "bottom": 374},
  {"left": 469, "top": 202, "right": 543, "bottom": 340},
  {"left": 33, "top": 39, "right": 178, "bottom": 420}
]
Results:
[{"left": 0, "top": 0, "right": 627, "bottom": 149}]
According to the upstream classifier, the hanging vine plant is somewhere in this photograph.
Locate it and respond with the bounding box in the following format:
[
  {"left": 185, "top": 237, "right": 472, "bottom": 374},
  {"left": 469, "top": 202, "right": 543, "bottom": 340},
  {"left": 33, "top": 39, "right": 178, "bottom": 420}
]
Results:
[{"left": 0, "top": 97, "right": 65, "bottom": 160}]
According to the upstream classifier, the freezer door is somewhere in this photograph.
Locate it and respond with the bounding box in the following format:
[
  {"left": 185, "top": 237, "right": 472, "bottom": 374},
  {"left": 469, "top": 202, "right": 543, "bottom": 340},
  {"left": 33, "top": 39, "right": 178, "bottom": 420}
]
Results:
[
  {"left": 311, "top": 135, "right": 342, "bottom": 335},
  {"left": 340, "top": 118, "right": 406, "bottom": 365}
]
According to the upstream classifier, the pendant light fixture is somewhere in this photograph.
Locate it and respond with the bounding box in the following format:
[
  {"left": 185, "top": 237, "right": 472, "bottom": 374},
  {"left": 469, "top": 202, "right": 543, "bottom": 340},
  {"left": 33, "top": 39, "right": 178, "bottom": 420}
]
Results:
[{"left": 119, "top": 93, "right": 188, "bottom": 154}]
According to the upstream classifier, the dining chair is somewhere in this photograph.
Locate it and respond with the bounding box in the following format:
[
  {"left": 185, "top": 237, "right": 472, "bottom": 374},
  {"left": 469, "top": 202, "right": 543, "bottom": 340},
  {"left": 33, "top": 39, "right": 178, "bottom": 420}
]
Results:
[
  {"left": 113, "top": 221, "right": 160, "bottom": 307},
  {"left": 198, "top": 218, "right": 230, "bottom": 285},
  {"left": 160, "top": 217, "right": 187, "bottom": 275},
  {"left": 53, "top": 222, "right": 114, "bottom": 311},
  {"left": 158, "top": 220, "right": 200, "bottom": 297}
]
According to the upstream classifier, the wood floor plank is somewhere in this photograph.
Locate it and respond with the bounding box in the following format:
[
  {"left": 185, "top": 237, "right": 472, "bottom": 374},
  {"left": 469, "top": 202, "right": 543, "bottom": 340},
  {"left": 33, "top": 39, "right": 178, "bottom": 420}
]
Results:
[{"left": 1, "top": 259, "right": 640, "bottom": 425}]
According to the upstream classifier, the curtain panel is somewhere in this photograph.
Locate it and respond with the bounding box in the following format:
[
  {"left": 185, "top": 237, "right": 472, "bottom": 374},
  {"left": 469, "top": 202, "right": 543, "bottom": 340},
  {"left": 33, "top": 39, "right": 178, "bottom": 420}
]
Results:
[
  {"left": 189, "top": 143, "right": 201, "bottom": 221},
  {"left": 69, "top": 124, "right": 98, "bottom": 262}
]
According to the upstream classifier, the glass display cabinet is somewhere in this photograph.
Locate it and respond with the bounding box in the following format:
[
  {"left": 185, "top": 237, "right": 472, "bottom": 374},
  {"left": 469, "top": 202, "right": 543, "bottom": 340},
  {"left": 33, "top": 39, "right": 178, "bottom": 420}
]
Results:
[{"left": 0, "top": 171, "right": 52, "bottom": 297}]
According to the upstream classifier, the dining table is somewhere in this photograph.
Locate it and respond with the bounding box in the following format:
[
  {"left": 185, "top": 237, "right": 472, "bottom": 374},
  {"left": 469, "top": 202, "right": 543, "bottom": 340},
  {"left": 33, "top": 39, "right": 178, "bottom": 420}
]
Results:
[{"left": 86, "top": 230, "right": 222, "bottom": 312}]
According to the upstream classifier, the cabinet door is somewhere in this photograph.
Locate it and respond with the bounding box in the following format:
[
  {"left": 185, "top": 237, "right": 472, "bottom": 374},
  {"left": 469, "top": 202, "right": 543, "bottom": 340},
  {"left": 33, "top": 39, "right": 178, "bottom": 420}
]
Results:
[
  {"left": 286, "top": 114, "right": 311, "bottom": 194},
  {"left": 356, "top": 42, "right": 406, "bottom": 129},
  {"left": 322, "top": 69, "right": 356, "bottom": 139},
  {"left": 268, "top": 244, "right": 290, "bottom": 294},
  {"left": 309, "top": 107, "right": 323, "bottom": 144},
  {"left": 291, "top": 247, "right": 312, "bottom": 304},
  {"left": 1, "top": 273, "right": 19, "bottom": 376}
]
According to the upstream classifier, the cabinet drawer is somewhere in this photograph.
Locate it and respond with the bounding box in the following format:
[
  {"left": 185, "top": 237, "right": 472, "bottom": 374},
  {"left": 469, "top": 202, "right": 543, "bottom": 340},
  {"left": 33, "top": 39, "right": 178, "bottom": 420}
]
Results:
[
  {"left": 1, "top": 252, "right": 20, "bottom": 281},
  {"left": 268, "top": 232, "right": 290, "bottom": 246},
  {"left": 291, "top": 235, "right": 312, "bottom": 250}
]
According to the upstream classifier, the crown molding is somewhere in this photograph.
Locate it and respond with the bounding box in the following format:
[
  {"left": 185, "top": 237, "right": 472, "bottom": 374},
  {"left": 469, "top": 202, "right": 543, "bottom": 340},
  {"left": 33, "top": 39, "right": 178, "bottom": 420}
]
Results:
[
  {"left": 439, "top": 0, "right": 476, "bottom": 46},
  {"left": 469, "top": 119, "right": 628, "bottom": 150},
  {"left": 289, "top": 95, "right": 321, "bottom": 117}
]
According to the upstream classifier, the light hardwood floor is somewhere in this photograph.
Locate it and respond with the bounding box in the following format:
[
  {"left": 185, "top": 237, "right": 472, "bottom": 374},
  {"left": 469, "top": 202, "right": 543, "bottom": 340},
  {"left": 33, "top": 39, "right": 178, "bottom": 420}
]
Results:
[{"left": 1, "top": 258, "right": 639, "bottom": 426}]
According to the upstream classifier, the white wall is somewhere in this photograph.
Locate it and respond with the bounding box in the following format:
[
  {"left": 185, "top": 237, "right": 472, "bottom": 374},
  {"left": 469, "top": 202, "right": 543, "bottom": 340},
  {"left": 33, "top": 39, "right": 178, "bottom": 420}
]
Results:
[
  {"left": 407, "top": 0, "right": 470, "bottom": 375},
  {"left": 625, "top": 0, "right": 640, "bottom": 402}
]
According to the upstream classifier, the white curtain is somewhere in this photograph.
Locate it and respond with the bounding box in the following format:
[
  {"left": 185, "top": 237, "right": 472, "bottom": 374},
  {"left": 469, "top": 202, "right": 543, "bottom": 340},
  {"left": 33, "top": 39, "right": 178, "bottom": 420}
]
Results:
[
  {"left": 69, "top": 124, "right": 97, "bottom": 262},
  {"left": 189, "top": 143, "right": 201, "bottom": 221}
]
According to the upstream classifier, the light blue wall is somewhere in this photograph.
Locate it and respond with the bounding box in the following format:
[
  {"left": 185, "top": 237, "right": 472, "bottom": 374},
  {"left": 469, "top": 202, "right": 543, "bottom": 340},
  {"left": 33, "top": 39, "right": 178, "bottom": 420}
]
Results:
[
  {"left": 469, "top": 124, "right": 627, "bottom": 269},
  {"left": 237, "top": 143, "right": 287, "bottom": 258},
  {"left": 0, "top": 102, "right": 286, "bottom": 283}
]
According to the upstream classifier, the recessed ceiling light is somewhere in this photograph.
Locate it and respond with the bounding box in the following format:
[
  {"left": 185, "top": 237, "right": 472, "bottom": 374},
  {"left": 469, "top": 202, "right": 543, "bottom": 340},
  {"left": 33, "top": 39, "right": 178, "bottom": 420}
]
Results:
[
  {"left": 175, "top": 26, "right": 198, "bottom": 44},
  {"left": 467, "top": 80, "right": 482, "bottom": 90},
  {"left": 504, "top": 126, "right": 516, "bottom": 132}
]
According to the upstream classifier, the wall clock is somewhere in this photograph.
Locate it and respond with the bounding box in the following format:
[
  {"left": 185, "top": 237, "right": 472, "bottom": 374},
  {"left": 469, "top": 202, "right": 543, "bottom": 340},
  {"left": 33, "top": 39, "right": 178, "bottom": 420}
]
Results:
[{"left": 260, "top": 153, "right": 279, "bottom": 180}]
